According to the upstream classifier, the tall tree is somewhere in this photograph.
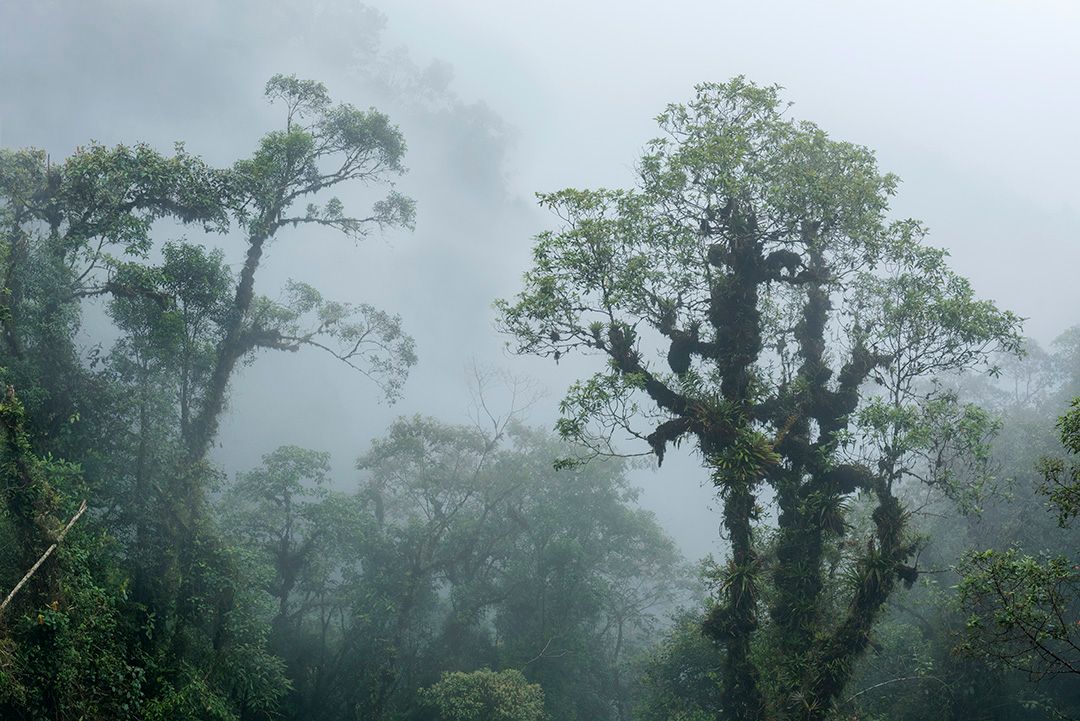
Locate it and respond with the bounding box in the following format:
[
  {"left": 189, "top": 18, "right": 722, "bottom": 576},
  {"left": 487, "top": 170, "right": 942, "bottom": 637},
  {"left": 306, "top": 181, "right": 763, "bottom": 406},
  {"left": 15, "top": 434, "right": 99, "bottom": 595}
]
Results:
[
  {"left": 185, "top": 73, "right": 417, "bottom": 465},
  {"left": 0, "top": 73, "right": 418, "bottom": 720},
  {"left": 497, "top": 78, "right": 1021, "bottom": 720},
  {"left": 225, "top": 416, "right": 687, "bottom": 721}
]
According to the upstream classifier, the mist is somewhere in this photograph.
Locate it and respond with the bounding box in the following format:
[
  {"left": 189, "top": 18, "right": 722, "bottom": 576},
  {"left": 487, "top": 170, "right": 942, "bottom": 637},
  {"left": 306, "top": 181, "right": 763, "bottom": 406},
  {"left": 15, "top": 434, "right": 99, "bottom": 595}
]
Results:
[{"left": 1, "top": 2, "right": 1077, "bottom": 719}]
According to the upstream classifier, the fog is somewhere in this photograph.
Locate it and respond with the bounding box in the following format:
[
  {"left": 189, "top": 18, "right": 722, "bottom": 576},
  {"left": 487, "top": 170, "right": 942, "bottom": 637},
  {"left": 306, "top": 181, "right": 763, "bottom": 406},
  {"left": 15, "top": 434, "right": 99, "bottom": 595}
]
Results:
[{"left": 2, "top": 0, "right": 1077, "bottom": 572}]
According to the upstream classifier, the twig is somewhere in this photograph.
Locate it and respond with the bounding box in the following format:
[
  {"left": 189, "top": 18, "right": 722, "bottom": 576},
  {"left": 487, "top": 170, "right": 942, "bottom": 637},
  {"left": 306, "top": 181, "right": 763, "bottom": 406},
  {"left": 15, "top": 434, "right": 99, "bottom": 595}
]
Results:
[
  {"left": 0, "top": 499, "right": 88, "bottom": 616},
  {"left": 843, "top": 674, "right": 948, "bottom": 705},
  {"left": 520, "top": 637, "right": 570, "bottom": 669}
]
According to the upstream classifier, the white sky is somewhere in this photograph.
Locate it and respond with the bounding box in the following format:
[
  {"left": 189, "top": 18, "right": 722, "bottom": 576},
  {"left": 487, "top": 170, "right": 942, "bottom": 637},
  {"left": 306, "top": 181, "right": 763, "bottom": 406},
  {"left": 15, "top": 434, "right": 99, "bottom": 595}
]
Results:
[{"left": 380, "top": 0, "right": 1080, "bottom": 339}]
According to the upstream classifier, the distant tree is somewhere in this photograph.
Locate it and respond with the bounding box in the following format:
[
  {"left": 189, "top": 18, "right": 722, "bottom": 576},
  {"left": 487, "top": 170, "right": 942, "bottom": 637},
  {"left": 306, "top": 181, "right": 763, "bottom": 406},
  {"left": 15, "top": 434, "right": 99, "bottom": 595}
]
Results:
[
  {"left": 225, "top": 445, "right": 335, "bottom": 629},
  {"left": 224, "top": 415, "right": 688, "bottom": 721},
  {"left": 498, "top": 78, "right": 1021, "bottom": 720},
  {"left": 221, "top": 445, "right": 368, "bottom": 720},
  {"left": 484, "top": 424, "right": 689, "bottom": 721},
  {"left": 353, "top": 416, "right": 687, "bottom": 721}
]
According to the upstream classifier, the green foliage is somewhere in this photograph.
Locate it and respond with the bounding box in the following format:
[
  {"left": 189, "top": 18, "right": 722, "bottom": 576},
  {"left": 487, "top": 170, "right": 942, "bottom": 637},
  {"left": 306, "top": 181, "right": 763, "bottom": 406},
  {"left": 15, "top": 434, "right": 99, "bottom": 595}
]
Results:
[
  {"left": 957, "top": 396, "right": 1080, "bottom": 698},
  {"left": 248, "top": 280, "right": 416, "bottom": 401},
  {"left": 233, "top": 73, "right": 414, "bottom": 237},
  {"left": 849, "top": 233, "right": 1023, "bottom": 389},
  {"left": 0, "top": 391, "right": 144, "bottom": 721},
  {"left": 0, "top": 141, "right": 228, "bottom": 258},
  {"left": 1038, "top": 397, "right": 1080, "bottom": 527},
  {"left": 958, "top": 549, "right": 1080, "bottom": 680},
  {"left": 420, "top": 668, "right": 546, "bottom": 721},
  {"left": 855, "top": 391, "right": 1001, "bottom": 513},
  {"left": 833, "top": 342, "right": 1080, "bottom": 721},
  {"left": 0, "top": 72, "right": 415, "bottom": 721},
  {"left": 497, "top": 77, "right": 1021, "bottom": 720},
  {"left": 634, "top": 610, "right": 724, "bottom": 721}
]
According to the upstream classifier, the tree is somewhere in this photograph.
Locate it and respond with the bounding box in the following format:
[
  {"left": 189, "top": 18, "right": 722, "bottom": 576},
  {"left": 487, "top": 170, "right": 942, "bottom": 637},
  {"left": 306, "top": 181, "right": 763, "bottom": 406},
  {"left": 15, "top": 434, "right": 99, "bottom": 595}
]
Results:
[
  {"left": 225, "top": 445, "right": 336, "bottom": 631},
  {"left": 958, "top": 397, "right": 1080, "bottom": 694},
  {"left": 634, "top": 609, "right": 725, "bottom": 721},
  {"left": 0, "top": 142, "right": 227, "bottom": 462},
  {"left": 180, "top": 72, "right": 417, "bottom": 483},
  {"left": 2, "top": 73, "right": 417, "bottom": 472},
  {"left": 222, "top": 445, "right": 367, "bottom": 720},
  {"left": 1038, "top": 397, "right": 1080, "bottom": 528},
  {"left": 222, "top": 414, "right": 689, "bottom": 721},
  {"left": 349, "top": 415, "right": 687, "bottom": 721},
  {"left": 420, "top": 668, "right": 546, "bottom": 721},
  {"left": 485, "top": 424, "right": 689, "bottom": 721},
  {"left": 0, "top": 73, "right": 417, "bottom": 720},
  {"left": 497, "top": 78, "right": 1021, "bottom": 720},
  {"left": 828, "top": 333, "right": 1080, "bottom": 721}
]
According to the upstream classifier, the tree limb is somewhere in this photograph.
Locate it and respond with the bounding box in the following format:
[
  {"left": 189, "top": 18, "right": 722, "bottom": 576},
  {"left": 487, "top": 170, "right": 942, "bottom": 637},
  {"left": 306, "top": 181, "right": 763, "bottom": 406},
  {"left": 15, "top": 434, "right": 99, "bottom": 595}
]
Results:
[{"left": 0, "top": 499, "right": 88, "bottom": 617}]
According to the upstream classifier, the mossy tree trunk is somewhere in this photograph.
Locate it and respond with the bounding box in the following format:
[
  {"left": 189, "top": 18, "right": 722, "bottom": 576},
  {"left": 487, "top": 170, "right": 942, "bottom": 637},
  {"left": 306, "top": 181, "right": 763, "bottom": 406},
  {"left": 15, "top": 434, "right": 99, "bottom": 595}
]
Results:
[{"left": 498, "top": 79, "right": 1021, "bottom": 720}]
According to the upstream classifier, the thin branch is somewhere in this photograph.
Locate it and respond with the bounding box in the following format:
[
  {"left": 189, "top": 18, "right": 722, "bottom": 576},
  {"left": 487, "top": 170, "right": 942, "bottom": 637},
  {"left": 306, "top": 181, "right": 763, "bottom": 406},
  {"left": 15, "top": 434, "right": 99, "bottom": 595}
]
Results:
[
  {"left": 519, "top": 636, "right": 570, "bottom": 669},
  {"left": 0, "top": 499, "right": 88, "bottom": 616},
  {"left": 843, "top": 674, "right": 948, "bottom": 705}
]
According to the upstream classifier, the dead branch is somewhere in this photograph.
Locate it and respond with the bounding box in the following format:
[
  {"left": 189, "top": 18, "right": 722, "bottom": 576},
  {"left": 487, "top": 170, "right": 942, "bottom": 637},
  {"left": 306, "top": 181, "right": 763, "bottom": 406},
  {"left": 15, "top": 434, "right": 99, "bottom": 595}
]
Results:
[{"left": 0, "top": 499, "right": 88, "bottom": 616}]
